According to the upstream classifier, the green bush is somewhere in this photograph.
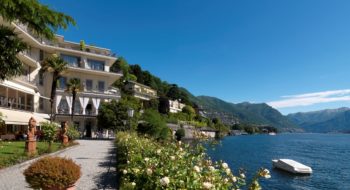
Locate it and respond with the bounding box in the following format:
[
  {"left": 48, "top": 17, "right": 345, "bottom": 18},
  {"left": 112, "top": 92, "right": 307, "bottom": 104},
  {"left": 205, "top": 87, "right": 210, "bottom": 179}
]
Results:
[
  {"left": 175, "top": 128, "right": 185, "bottom": 141},
  {"left": 67, "top": 125, "right": 80, "bottom": 141},
  {"left": 138, "top": 109, "right": 170, "bottom": 140},
  {"left": 23, "top": 156, "right": 81, "bottom": 189},
  {"left": 40, "top": 122, "right": 59, "bottom": 151},
  {"left": 115, "top": 132, "right": 270, "bottom": 190}
]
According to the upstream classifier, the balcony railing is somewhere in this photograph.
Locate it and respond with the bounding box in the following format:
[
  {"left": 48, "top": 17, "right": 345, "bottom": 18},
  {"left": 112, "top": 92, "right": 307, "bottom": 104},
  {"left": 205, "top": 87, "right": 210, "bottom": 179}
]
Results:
[
  {"left": 15, "top": 75, "right": 36, "bottom": 86},
  {"left": 14, "top": 22, "right": 117, "bottom": 57},
  {"left": 56, "top": 108, "right": 96, "bottom": 116}
]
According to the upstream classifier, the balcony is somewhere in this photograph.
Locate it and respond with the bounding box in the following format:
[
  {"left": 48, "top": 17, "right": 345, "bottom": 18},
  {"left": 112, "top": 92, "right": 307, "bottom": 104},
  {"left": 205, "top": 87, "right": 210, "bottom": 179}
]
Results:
[
  {"left": 56, "top": 87, "right": 121, "bottom": 99},
  {"left": 57, "top": 107, "right": 97, "bottom": 116},
  {"left": 14, "top": 22, "right": 117, "bottom": 58},
  {"left": 13, "top": 75, "right": 37, "bottom": 89}
]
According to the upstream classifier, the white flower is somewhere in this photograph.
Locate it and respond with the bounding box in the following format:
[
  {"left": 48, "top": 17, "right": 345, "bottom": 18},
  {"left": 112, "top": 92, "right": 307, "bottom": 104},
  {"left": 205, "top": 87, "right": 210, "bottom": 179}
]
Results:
[
  {"left": 156, "top": 149, "right": 161, "bottom": 154},
  {"left": 193, "top": 165, "right": 201, "bottom": 173},
  {"left": 232, "top": 176, "right": 237, "bottom": 182},
  {"left": 203, "top": 182, "right": 213, "bottom": 189},
  {"left": 146, "top": 168, "right": 153, "bottom": 175},
  {"left": 160, "top": 177, "right": 170, "bottom": 186},
  {"left": 178, "top": 141, "right": 182, "bottom": 145},
  {"left": 179, "top": 147, "right": 183, "bottom": 151},
  {"left": 222, "top": 162, "right": 228, "bottom": 169},
  {"left": 122, "top": 170, "right": 127, "bottom": 174},
  {"left": 225, "top": 168, "right": 231, "bottom": 175},
  {"left": 224, "top": 178, "right": 229, "bottom": 183},
  {"left": 170, "top": 156, "right": 176, "bottom": 160},
  {"left": 209, "top": 166, "right": 215, "bottom": 171},
  {"left": 133, "top": 168, "right": 140, "bottom": 173},
  {"left": 144, "top": 157, "right": 149, "bottom": 162},
  {"left": 131, "top": 182, "right": 136, "bottom": 186},
  {"left": 261, "top": 169, "right": 271, "bottom": 178},
  {"left": 240, "top": 173, "right": 245, "bottom": 178}
]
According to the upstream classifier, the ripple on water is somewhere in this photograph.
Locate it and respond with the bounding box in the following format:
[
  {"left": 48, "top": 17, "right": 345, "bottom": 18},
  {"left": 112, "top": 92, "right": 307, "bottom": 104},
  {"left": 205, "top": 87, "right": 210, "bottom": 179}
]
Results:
[{"left": 206, "top": 133, "right": 350, "bottom": 190}]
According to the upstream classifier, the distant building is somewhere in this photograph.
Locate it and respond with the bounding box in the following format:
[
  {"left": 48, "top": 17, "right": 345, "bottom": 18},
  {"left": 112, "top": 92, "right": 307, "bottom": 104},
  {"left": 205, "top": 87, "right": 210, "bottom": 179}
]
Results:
[
  {"left": 198, "top": 127, "right": 218, "bottom": 138},
  {"left": 169, "top": 100, "right": 186, "bottom": 113},
  {"left": 124, "top": 81, "right": 157, "bottom": 101}
]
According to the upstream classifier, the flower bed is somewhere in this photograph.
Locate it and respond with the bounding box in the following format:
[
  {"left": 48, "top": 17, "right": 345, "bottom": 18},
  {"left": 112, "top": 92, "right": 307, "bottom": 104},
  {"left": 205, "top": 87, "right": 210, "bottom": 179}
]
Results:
[{"left": 116, "top": 132, "right": 270, "bottom": 189}]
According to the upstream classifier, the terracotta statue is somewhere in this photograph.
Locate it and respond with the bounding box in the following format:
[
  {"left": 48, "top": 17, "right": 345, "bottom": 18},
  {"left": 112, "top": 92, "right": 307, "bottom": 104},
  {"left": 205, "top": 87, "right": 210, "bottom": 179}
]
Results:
[
  {"left": 61, "top": 121, "right": 69, "bottom": 145},
  {"left": 26, "top": 117, "right": 37, "bottom": 154},
  {"left": 62, "top": 121, "right": 68, "bottom": 136},
  {"left": 27, "top": 117, "right": 37, "bottom": 140}
]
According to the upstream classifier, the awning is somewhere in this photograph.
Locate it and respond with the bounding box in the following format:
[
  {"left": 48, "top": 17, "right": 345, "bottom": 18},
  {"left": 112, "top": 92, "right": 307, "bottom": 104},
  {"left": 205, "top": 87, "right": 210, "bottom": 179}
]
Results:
[{"left": 0, "top": 108, "right": 49, "bottom": 126}]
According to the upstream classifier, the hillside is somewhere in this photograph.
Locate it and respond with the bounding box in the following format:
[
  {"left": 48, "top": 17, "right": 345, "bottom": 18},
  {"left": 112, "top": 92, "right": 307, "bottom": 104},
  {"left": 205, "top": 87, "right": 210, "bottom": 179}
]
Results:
[
  {"left": 287, "top": 108, "right": 350, "bottom": 133},
  {"left": 117, "top": 63, "right": 300, "bottom": 131},
  {"left": 192, "top": 96, "right": 299, "bottom": 131}
]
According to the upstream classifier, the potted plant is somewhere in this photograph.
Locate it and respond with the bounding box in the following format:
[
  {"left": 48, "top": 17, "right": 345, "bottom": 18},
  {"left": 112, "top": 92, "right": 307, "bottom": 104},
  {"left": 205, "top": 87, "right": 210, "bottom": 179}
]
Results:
[{"left": 24, "top": 156, "right": 81, "bottom": 190}]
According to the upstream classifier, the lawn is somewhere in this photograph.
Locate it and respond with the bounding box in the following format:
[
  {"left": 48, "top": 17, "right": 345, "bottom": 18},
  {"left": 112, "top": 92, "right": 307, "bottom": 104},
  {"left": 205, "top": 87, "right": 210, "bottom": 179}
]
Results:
[{"left": 0, "top": 141, "right": 62, "bottom": 169}]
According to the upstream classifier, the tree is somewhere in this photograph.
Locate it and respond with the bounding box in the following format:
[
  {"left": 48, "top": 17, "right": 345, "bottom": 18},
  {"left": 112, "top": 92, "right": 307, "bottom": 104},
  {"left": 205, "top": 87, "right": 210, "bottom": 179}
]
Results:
[
  {"left": 0, "top": 0, "right": 75, "bottom": 40},
  {"left": 182, "top": 105, "right": 195, "bottom": 121},
  {"left": 66, "top": 78, "right": 83, "bottom": 122},
  {"left": 40, "top": 54, "right": 68, "bottom": 122},
  {"left": 0, "top": 26, "right": 27, "bottom": 80},
  {"left": 97, "top": 96, "right": 140, "bottom": 131},
  {"left": 0, "top": 0, "right": 75, "bottom": 80}
]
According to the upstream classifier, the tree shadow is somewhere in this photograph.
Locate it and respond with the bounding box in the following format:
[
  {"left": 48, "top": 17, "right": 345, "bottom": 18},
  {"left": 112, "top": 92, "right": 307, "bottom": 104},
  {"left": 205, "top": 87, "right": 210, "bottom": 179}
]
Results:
[{"left": 94, "top": 143, "right": 118, "bottom": 190}]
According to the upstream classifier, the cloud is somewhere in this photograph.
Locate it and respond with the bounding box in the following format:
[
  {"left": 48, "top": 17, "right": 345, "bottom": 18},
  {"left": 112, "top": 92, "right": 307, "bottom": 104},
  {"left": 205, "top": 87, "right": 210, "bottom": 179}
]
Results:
[{"left": 268, "top": 89, "right": 350, "bottom": 109}]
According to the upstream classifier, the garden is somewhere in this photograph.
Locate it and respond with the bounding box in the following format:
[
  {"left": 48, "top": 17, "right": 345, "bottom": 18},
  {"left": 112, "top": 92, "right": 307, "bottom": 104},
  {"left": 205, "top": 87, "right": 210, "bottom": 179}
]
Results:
[
  {"left": 0, "top": 121, "right": 80, "bottom": 169},
  {"left": 116, "top": 132, "right": 270, "bottom": 190}
]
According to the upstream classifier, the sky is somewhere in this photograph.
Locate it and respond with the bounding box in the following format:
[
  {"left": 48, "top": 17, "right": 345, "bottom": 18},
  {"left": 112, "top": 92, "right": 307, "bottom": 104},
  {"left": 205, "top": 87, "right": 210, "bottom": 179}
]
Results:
[{"left": 41, "top": 0, "right": 350, "bottom": 115}]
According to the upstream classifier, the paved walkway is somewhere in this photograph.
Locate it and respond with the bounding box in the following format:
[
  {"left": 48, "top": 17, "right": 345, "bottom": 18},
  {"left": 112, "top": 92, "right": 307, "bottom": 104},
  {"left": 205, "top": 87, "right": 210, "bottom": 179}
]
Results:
[{"left": 0, "top": 140, "right": 117, "bottom": 190}]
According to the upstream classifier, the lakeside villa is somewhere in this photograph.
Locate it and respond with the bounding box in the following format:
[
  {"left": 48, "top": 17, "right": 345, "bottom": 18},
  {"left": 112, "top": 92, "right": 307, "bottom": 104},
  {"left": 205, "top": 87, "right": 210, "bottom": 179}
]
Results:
[{"left": 0, "top": 17, "right": 122, "bottom": 139}]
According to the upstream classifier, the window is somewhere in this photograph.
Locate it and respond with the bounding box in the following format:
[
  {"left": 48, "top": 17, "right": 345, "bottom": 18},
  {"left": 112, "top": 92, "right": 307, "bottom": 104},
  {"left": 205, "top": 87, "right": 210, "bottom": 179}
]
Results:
[
  {"left": 39, "top": 70, "right": 44, "bottom": 86},
  {"left": 98, "top": 81, "right": 105, "bottom": 92},
  {"left": 26, "top": 94, "right": 33, "bottom": 111},
  {"left": 39, "top": 98, "right": 44, "bottom": 110},
  {"left": 58, "top": 77, "right": 67, "bottom": 89},
  {"left": 87, "top": 59, "right": 104, "bottom": 71},
  {"left": 86, "top": 80, "right": 93, "bottom": 91},
  {"left": 39, "top": 50, "right": 44, "bottom": 61},
  {"left": 60, "top": 54, "right": 81, "bottom": 67}
]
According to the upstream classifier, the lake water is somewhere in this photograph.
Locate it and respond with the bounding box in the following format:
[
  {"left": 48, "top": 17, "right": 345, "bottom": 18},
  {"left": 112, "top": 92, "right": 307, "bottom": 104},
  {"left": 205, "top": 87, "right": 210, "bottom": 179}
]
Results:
[{"left": 205, "top": 133, "right": 350, "bottom": 190}]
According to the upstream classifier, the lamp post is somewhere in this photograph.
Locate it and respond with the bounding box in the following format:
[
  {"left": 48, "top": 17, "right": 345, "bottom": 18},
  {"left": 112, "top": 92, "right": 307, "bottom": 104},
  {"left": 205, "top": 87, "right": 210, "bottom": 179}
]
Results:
[{"left": 127, "top": 108, "right": 134, "bottom": 130}]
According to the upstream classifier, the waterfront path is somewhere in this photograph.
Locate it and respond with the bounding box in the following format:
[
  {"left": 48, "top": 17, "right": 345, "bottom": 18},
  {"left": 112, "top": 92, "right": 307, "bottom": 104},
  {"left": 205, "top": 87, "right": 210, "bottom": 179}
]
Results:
[{"left": 0, "top": 140, "right": 117, "bottom": 190}]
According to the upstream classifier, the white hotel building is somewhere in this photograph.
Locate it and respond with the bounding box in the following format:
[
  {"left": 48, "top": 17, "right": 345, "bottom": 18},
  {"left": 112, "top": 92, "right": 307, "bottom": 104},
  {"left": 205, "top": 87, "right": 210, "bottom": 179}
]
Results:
[{"left": 0, "top": 18, "right": 122, "bottom": 139}]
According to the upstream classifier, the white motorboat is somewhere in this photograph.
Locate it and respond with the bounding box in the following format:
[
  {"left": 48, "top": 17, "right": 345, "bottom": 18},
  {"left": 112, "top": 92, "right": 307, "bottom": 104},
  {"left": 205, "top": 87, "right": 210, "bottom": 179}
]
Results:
[
  {"left": 272, "top": 159, "right": 312, "bottom": 174},
  {"left": 268, "top": 132, "right": 276, "bottom": 135}
]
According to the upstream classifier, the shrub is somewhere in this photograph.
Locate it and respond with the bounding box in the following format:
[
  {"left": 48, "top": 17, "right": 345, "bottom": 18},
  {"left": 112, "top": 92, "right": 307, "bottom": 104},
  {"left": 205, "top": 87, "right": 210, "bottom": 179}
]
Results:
[
  {"left": 23, "top": 156, "right": 81, "bottom": 190},
  {"left": 115, "top": 132, "right": 270, "bottom": 190},
  {"left": 175, "top": 128, "right": 185, "bottom": 141},
  {"left": 138, "top": 109, "right": 170, "bottom": 140},
  {"left": 67, "top": 125, "right": 80, "bottom": 141},
  {"left": 40, "top": 122, "right": 59, "bottom": 151}
]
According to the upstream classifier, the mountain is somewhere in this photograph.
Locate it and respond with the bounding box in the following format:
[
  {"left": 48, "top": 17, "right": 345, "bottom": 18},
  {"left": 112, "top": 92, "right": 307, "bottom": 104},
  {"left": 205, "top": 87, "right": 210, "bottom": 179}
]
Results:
[
  {"left": 190, "top": 96, "right": 299, "bottom": 131},
  {"left": 287, "top": 108, "right": 350, "bottom": 133}
]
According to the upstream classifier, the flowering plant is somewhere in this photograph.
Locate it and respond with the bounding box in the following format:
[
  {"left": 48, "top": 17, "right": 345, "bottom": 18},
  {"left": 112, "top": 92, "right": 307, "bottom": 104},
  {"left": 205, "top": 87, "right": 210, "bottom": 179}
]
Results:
[{"left": 116, "top": 132, "right": 270, "bottom": 189}]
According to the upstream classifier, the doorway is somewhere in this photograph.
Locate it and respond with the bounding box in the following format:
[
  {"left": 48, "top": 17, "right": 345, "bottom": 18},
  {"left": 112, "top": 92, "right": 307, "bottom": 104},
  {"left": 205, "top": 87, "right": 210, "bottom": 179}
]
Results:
[{"left": 85, "top": 121, "right": 92, "bottom": 138}]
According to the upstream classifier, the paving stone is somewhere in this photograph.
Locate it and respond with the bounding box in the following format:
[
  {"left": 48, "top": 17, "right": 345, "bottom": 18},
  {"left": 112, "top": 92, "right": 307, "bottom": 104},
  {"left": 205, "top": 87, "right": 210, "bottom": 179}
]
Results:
[{"left": 0, "top": 140, "right": 117, "bottom": 190}]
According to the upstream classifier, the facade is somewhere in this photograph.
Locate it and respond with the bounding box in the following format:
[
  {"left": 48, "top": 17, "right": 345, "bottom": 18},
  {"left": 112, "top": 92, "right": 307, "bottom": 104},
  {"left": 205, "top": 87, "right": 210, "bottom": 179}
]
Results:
[
  {"left": 0, "top": 18, "right": 122, "bottom": 138},
  {"left": 124, "top": 81, "right": 157, "bottom": 101},
  {"left": 169, "top": 100, "right": 186, "bottom": 113}
]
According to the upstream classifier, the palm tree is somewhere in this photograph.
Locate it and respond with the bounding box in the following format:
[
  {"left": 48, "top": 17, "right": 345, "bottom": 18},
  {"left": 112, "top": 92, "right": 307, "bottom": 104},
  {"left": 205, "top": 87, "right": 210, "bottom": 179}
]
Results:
[
  {"left": 40, "top": 54, "right": 68, "bottom": 122},
  {"left": 66, "top": 78, "right": 83, "bottom": 122}
]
